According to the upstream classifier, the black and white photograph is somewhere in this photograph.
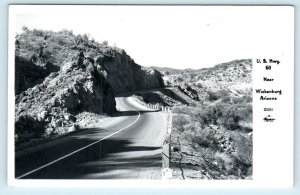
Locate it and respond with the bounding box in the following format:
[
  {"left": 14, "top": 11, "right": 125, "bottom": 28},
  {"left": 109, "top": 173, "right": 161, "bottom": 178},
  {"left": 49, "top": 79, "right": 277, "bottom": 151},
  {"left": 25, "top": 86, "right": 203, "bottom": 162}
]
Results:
[{"left": 7, "top": 5, "right": 294, "bottom": 187}]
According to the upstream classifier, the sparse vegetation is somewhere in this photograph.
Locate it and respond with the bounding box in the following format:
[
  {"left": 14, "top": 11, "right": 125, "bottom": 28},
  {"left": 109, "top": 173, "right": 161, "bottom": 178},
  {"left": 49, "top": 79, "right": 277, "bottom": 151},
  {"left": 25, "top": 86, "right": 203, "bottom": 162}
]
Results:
[
  {"left": 167, "top": 59, "right": 253, "bottom": 180},
  {"left": 172, "top": 92, "right": 252, "bottom": 179}
]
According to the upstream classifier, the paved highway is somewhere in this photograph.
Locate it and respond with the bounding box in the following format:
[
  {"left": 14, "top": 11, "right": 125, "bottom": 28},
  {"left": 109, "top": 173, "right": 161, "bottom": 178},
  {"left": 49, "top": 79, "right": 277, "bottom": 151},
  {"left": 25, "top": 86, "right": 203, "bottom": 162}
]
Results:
[{"left": 15, "top": 96, "right": 168, "bottom": 179}]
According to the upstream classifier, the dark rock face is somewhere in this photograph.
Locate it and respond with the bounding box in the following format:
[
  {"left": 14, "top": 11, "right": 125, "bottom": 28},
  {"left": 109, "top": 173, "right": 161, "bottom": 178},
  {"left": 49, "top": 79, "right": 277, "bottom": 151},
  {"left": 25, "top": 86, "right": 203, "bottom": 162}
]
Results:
[
  {"left": 95, "top": 49, "right": 164, "bottom": 94},
  {"left": 178, "top": 84, "right": 199, "bottom": 101},
  {"left": 15, "top": 57, "right": 59, "bottom": 95},
  {"left": 15, "top": 61, "right": 116, "bottom": 144}
]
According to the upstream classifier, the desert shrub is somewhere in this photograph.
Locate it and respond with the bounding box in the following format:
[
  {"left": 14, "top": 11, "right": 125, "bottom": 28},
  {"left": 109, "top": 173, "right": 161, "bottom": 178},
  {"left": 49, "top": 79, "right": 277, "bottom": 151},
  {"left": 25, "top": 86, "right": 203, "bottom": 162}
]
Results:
[
  {"left": 22, "top": 26, "right": 29, "bottom": 32},
  {"left": 102, "top": 40, "right": 108, "bottom": 46},
  {"left": 214, "top": 151, "right": 235, "bottom": 173},
  {"left": 182, "top": 123, "right": 196, "bottom": 133},
  {"left": 82, "top": 34, "right": 89, "bottom": 43},
  {"left": 242, "top": 95, "right": 252, "bottom": 103},
  {"left": 165, "top": 80, "right": 171, "bottom": 86},
  {"left": 221, "top": 96, "right": 231, "bottom": 103},
  {"left": 207, "top": 90, "right": 219, "bottom": 101},
  {"left": 193, "top": 127, "right": 216, "bottom": 148},
  {"left": 57, "top": 36, "right": 65, "bottom": 45},
  {"left": 172, "top": 105, "right": 193, "bottom": 115},
  {"left": 196, "top": 103, "right": 226, "bottom": 126},
  {"left": 222, "top": 106, "right": 240, "bottom": 130},
  {"left": 194, "top": 100, "right": 253, "bottom": 131},
  {"left": 175, "top": 76, "right": 183, "bottom": 82},
  {"left": 235, "top": 104, "right": 252, "bottom": 121},
  {"left": 195, "top": 82, "right": 203, "bottom": 88},
  {"left": 173, "top": 114, "right": 190, "bottom": 132},
  {"left": 222, "top": 65, "right": 228, "bottom": 70},
  {"left": 206, "top": 89, "right": 230, "bottom": 102},
  {"left": 232, "top": 97, "right": 244, "bottom": 104},
  {"left": 32, "top": 29, "right": 44, "bottom": 37}
]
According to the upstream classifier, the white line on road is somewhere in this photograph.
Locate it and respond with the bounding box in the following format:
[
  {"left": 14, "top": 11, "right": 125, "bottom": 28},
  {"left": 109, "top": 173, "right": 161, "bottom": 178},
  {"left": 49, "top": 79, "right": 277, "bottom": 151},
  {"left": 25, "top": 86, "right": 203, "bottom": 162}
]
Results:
[{"left": 17, "top": 97, "right": 141, "bottom": 179}]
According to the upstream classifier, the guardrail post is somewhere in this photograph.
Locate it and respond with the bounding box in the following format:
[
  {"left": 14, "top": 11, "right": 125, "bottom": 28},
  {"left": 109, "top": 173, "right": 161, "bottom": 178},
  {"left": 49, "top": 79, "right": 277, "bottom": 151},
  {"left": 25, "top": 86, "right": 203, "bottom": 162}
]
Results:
[
  {"left": 162, "top": 111, "right": 173, "bottom": 179},
  {"left": 162, "top": 141, "right": 170, "bottom": 168}
]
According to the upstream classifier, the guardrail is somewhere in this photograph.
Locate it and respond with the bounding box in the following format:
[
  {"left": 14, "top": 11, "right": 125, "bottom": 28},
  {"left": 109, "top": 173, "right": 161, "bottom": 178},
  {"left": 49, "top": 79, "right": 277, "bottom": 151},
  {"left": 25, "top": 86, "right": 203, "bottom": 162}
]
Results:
[{"left": 146, "top": 103, "right": 172, "bottom": 112}]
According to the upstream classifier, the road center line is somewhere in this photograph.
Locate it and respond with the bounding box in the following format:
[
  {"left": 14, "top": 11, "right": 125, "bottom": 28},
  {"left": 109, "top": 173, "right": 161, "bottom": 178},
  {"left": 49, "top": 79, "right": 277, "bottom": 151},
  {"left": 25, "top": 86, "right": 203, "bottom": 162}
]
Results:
[{"left": 17, "top": 97, "right": 141, "bottom": 179}]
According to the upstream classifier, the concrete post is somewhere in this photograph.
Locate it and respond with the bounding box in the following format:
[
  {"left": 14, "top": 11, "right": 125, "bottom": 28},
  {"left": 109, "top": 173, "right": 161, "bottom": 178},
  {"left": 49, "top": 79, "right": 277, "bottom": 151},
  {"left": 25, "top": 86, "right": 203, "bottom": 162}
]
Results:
[{"left": 162, "top": 143, "right": 170, "bottom": 169}]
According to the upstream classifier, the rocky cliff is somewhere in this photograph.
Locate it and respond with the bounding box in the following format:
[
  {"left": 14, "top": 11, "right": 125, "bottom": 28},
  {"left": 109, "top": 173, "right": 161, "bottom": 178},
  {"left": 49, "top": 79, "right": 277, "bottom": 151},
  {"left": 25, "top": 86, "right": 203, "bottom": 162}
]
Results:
[
  {"left": 15, "top": 59, "right": 116, "bottom": 145},
  {"left": 97, "top": 48, "right": 164, "bottom": 94}
]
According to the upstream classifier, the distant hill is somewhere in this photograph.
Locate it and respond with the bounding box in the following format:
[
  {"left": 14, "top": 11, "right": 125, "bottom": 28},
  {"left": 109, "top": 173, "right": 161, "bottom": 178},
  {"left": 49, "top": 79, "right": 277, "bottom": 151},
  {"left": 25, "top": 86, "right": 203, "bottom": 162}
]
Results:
[
  {"left": 164, "top": 59, "right": 252, "bottom": 94},
  {"left": 151, "top": 66, "right": 199, "bottom": 75}
]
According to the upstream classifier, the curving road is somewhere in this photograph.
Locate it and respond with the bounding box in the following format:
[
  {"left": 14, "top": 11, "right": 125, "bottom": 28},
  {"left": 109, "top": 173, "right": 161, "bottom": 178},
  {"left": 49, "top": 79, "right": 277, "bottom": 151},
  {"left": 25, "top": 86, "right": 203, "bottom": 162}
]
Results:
[{"left": 15, "top": 96, "right": 169, "bottom": 179}]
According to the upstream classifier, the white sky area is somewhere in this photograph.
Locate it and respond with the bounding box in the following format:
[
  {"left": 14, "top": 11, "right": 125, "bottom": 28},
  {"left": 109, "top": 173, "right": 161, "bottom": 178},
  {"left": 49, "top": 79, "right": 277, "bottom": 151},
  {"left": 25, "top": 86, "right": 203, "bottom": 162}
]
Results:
[{"left": 11, "top": 5, "right": 293, "bottom": 69}]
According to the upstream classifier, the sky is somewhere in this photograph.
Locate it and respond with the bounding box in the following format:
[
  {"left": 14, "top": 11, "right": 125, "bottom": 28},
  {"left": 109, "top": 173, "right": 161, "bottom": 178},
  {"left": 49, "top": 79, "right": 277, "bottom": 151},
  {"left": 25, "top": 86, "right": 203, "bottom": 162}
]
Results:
[{"left": 10, "top": 5, "right": 293, "bottom": 69}]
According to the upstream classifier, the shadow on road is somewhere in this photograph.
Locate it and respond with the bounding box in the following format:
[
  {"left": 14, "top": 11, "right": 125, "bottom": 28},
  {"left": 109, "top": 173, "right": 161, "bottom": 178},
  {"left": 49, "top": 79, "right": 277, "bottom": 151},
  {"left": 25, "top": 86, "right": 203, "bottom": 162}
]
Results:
[
  {"left": 112, "top": 110, "right": 158, "bottom": 117},
  {"left": 20, "top": 137, "right": 162, "bottom": 179}
]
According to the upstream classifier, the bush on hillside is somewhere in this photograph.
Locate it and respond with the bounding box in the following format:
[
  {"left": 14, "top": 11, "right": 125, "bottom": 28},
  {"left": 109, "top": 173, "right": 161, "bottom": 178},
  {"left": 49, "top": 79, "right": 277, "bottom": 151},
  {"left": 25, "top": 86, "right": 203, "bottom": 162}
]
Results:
[
  {"left": 207, "top": 90, "right": 219, "bottom": 101},
  {"left": 15, "top": 115, "right": 46, "bottom": 144}
]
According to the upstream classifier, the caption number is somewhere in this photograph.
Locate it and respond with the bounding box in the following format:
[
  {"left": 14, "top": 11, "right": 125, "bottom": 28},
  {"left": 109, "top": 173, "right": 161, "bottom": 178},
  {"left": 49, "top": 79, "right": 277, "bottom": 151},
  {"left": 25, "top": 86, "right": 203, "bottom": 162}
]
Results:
[{"left": 265, "top": 65, "right": 271, "bottom": 70}]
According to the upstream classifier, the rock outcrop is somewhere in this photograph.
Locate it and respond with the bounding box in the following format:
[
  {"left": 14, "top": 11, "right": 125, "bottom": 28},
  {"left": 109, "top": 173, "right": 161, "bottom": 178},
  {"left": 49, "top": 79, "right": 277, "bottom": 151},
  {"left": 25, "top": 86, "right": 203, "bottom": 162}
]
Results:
[
  {"left": 15, "top": 60, "right": 116, "bottom": 144},
  {"left": 95, "top": 47, "right": 164, "bottom": 94}
]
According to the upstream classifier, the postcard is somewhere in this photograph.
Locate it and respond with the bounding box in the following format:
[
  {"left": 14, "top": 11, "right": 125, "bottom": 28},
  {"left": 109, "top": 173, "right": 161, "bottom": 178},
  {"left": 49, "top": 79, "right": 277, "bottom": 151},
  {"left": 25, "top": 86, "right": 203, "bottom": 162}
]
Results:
[{"left": 7, "top": 5, "right": 294, "bottom": 188}]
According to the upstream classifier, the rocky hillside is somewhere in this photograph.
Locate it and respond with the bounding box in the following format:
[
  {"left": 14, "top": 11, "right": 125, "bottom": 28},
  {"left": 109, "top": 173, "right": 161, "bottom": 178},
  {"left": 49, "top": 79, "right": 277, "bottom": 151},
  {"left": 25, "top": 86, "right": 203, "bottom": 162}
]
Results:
[
  {"left": 15, "top": 28, "right": 164, "bottom": 95},
  {"left": 162, "top": 59, "right": 252, "bottom": 91}
]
